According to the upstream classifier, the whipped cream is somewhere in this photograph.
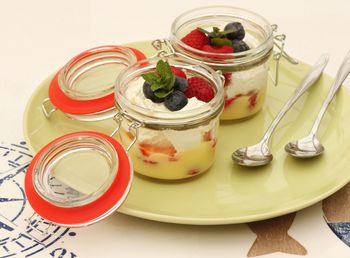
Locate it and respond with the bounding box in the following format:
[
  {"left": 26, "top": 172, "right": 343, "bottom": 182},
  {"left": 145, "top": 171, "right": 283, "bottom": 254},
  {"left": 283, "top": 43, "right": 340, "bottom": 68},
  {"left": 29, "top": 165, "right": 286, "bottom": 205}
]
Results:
[
  {"left": 225, "top": 63, "right": 268, "bottom": 98},
  {"left": 123, "top": 77, "right": 217, "bottom": 152}
]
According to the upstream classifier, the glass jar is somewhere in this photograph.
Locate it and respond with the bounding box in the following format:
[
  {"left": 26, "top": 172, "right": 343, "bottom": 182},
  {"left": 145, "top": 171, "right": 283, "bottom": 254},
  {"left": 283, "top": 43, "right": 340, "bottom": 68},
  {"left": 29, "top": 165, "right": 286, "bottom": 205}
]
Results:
[
  {"left": 42, "top": 45, "right": 146, "bottom": 122},
  {"left": 114, "top": 56, "right": 224, "bottom": 180},
  {"left": 169, "top": 6, "right": 274, "bottom": 121}
]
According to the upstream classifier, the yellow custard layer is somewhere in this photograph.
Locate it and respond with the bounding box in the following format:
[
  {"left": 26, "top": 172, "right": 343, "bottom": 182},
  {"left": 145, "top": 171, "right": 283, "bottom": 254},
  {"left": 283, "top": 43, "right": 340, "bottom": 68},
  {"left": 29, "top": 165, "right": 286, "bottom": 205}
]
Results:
[{"left": 118, "top": 126, "right": 218, "bottom": 180}]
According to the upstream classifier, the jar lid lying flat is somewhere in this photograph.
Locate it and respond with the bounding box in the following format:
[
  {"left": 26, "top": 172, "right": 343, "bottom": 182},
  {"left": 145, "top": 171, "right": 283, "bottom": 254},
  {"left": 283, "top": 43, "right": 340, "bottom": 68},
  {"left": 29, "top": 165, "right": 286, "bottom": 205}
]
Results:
[
  {"left": 49, "top": 46, "right": 146, "bottom": 115},
  {"left": 24, "top": 131, "right": 133, "bottom": 227}
]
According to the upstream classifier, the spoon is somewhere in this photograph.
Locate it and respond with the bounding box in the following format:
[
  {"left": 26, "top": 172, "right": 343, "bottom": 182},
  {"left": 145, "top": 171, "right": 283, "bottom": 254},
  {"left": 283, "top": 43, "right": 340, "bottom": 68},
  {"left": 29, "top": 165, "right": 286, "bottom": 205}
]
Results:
[
  {"left": 232, "top": 54, "right": 330, "bottom": 166},
  {"left": 285, "top": 51, "right": 350, "bottom": 158}
]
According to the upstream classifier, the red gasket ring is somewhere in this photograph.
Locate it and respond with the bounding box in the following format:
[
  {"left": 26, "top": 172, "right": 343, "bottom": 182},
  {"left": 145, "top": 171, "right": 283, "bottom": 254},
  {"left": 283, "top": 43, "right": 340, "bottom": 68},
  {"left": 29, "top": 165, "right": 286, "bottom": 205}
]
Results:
[{"left": 24, "top": 131, "right": 132, "bottom": 226}]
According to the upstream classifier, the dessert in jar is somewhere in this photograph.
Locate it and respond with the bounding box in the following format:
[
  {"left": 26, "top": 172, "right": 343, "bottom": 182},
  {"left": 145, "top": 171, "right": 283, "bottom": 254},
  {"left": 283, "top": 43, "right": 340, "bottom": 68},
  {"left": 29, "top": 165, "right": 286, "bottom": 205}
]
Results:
[
  {"left": 169, "top": 6, "right": 274, "bottom": 120},
  {"left": 41, "top": 45, "right": 146, "bottom": 121},
  {"left": 114, "top": 57, "right": 224, "bottom": 180}
]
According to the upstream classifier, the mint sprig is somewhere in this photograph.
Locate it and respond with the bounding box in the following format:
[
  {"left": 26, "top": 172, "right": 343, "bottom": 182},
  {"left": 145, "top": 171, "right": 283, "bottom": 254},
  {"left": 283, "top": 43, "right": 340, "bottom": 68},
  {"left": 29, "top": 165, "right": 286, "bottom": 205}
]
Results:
[
  {"left": 198, "top": 27, "right": 235, "bottom": 47},
  {"left": 141, "top": 60, "right": 175, "bottom": 98}
]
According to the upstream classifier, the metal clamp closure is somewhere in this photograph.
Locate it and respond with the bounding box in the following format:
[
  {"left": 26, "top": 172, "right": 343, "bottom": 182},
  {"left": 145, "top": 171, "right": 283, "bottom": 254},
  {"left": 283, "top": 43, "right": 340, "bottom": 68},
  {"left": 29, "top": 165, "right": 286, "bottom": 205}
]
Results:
[
  {"left": 150, "top": 39, "right": 177, "bottom": 58},
  {"left": 41, "top": 98, "right": 57, "bottom": 118},
  {"left": 270, "top": 24, "right": 299, "bottom": 86},
  {"left": 111, "top": 111, "right": 142, "bottom": 151}
]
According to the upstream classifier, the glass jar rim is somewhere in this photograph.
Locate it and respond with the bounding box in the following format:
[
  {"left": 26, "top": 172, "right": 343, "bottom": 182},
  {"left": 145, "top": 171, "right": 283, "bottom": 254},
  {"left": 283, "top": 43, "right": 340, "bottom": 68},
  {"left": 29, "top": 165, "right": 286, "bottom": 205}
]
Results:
[
  {"left": 170, "top": 5, "right": 274, "bottom": 67},
  {"left": 24, "top": 131, "right": 133, "bottom": 227},
  {"left": 46, "top": 46, "right": 146, "bottom": 120},
  {"left": 59, "top": 45, "right": 138, "bottom": 100},
  {"left": 114, "top": 56, "right": 224, "bottom": 129}
]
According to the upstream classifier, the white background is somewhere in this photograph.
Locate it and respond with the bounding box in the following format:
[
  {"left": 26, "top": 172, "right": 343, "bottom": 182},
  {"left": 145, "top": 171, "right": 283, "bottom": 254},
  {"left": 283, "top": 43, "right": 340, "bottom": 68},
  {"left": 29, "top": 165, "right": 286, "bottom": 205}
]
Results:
[{"left": 0, "top": 0, "right": 350, "bottom": 257}]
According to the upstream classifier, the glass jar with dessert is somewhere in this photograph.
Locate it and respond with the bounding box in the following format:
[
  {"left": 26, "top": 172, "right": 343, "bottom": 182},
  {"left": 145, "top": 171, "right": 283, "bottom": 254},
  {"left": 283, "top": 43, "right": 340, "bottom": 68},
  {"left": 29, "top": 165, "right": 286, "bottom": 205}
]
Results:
[
  {"left": 164, "top": 5, "right": 297, "bottom": 121},
  {"left": 41, "top": 45, "right": 146, "bottom": 122},
  {"left": 113, "top": 57, "right": 224, "bottom": 180}
]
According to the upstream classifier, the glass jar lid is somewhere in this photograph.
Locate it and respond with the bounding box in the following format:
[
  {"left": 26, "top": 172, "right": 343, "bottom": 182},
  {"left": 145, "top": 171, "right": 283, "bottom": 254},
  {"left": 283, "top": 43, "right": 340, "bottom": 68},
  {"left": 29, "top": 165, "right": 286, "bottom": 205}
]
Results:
[
  {"left": 24, "top": 131, "right": 133, "bottom": 227},
  {"left": 48, "top": 46, "right": 146, "bottom": 117}
]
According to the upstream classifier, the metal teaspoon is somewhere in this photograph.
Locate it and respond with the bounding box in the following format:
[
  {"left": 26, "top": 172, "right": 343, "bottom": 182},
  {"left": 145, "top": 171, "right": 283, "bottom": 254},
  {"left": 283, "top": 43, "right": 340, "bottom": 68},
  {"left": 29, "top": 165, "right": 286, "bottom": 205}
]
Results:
[
  {"left": 285, "top": 51, "right": 350, "bottom": 158},
  {"left": 232, "top": 54, "right": 329, "bottom": 166}
]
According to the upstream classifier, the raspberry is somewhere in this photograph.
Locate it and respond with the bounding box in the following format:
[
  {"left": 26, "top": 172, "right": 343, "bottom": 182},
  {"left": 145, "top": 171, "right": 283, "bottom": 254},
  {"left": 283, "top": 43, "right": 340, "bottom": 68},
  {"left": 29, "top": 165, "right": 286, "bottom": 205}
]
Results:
[
  {"left": 181, "top": 29, "right": 209, "bottom": 50},
  {"left": 185, "top": 77, "right": 215, "bottom": 103},
  {"left": 201, "top": 45, "right": 233, "bottom": 54},
  {"left": 171, "top": 67, "right": 187, "bottom": 78}
]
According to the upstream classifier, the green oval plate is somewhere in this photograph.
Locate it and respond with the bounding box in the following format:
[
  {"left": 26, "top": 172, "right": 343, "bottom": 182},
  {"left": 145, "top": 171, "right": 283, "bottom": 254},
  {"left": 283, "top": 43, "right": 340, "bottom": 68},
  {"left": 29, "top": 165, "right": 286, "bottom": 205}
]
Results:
[{"left": 23, "top": 41, "right": 350, "bottom": 225}]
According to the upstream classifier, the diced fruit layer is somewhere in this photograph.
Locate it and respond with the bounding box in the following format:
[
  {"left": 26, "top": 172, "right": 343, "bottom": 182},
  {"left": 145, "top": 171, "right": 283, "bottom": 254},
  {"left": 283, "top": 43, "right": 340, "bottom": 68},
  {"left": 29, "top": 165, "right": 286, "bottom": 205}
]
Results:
[
  {"left": 138, "top": 137, "right": 177, "bottom": 157},
  {"left": 118, "top": 125, "right": 218, "bottom": 180},
  {"left": 133, "top": 141, "right": 215, "bottom": 180},
  {"left": 220, "top": 85, "right": 267, "bottom": 120}
]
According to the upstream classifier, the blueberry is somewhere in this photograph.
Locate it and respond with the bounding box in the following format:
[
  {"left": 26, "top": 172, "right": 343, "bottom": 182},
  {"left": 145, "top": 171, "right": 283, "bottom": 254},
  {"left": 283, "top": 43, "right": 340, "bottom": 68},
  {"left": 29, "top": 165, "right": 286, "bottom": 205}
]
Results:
[
  {"left": 164, "top": 91, "right": 188, "bottom": 111},
  {"left": 174, "top": 76, "right": 188, "bottom": 92},
  {"left": 232, "top": 40, "right": 250, "bottom": 53},
  {"left": 143, "top": 82, "right": 163, "bottom": 103},
  {"left": 224, "top": 22, "right": 245, "bottom": 40}
]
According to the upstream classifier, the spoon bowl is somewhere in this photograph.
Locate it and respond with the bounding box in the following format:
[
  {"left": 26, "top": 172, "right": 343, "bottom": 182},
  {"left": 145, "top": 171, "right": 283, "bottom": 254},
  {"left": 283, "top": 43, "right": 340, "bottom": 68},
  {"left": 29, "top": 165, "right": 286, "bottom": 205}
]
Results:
[
  {"left": 232, "top": 142, "right": 273, "bottom": 166},
  {"left": 284, "top": 134, "right": 325, "bottom": 158}
]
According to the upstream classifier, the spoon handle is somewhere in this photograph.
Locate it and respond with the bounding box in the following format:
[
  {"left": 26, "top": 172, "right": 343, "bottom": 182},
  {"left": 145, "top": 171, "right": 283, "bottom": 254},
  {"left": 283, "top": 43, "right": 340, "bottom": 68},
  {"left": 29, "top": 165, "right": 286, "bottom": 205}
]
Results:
[
  {"left": 261, "top": 54, "right": 330, "bottom": 143},
  {"left": 310, "top": 51, "right": 350, "bottom": 135}
]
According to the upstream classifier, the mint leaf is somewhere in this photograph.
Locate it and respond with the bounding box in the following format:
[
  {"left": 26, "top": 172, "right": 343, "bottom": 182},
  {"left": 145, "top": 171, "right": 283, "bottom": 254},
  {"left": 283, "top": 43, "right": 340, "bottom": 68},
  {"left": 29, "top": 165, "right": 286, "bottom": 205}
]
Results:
[
  {"left": 150, "top": 79, "right": 170, "bottom": 91},
  {"left": 222, "top": 28, "right": 236, "bottom": 35},
  {"left": 211, "top": 38, "right": 232, "bottom": 46},
  {"left": 154, "top": 88, "right": 173, "bottom": 98},
  {"left": 197, "top": 27, "right": 211, "bottom": 35},
  {"left": 156, "top": 60, "right": 170, "bottom": 78},
  {"left": 141, "top": 60, "right": 177, "bottom": 98},
  {"left": 167, "top": 73, "right": 176, "bottom": 90},
  {"left": 141, "top": 73, "right": 159, "bottom": 85},
  {"left": 198, "top": 27, "right": 227, "bottom": 38},
  {"left": 156, "top": 60, "right": 175, "bottom": 90}
]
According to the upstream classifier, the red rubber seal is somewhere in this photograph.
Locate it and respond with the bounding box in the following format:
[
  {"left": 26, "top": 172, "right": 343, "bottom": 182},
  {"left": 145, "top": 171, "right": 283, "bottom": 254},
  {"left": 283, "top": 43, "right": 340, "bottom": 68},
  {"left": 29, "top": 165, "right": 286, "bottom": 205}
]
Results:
[
  {"left": 48, "top": 47, "right": 146, "bottom": 115},
  {"left": 24, "top": 131, "right": 132, "bottom": 226}
]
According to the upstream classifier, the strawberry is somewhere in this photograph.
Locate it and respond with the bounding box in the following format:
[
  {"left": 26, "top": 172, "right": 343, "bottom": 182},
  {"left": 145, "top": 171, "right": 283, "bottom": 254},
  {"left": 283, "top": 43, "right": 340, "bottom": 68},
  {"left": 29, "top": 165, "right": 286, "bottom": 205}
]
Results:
[
  {"left": 203, "top": 130, "right": 217, "bottom": 148},
  {"left": 187, "top": 169, "right": 200, "bottom": 176},
  {"left": 171, "top": 67, "right": 187, "bottom": 78},
  {"left": 142, "top": 159, "right": 158, "bottom": 165},
  {"left": 181, "top": 29, "right": 209, "bottom": 50},
  {"left": 223, "top": 73, "right": 232, "bottom": 87},
  {"left": 224, "top": 94, "right": 242, "bottom": 107},
  {"left": 248, "top": 92, "right": 258, "bottom": 109},
  {"left": 138, "top": 138, "right": 177, "bottom": 158},
  {"left": 185, "top": 77, "right": 215, "bottom": 103},
  {"left": 201, "top": 45, "right": 233, "bottom": 54},
  {"left": 203, "top": 130, "right": 213, "bottom": 142}
]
